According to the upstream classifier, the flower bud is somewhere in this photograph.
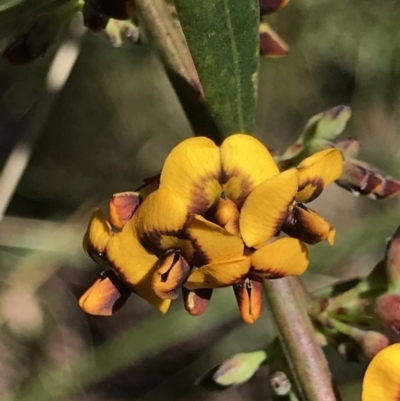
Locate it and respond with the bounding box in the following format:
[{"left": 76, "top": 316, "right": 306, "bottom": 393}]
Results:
[
  {"left": 336, "top": 158, "right": 400, "bottom": 199},
  {"left": 212, "top": 350, "right": 267, "bottom": 386},
  {"left": 259, "top": 0, "right": 290, "bottom": 15},
  {"left": 79, "top": 270, "right": 131, "bottom": 315},
  {"left": 152, "top": 249, "right": 190, "bottom": 299},
  {"left": 350, "top": 327, "right": 390, "bottom": 359},
  {"left": 374, "top": 294, "right": 400, "bottom": 335},
  {"left": 282, "top": 204, "right": 336, "bottom": 245},
  {"left": 183, "top": 287, "right": 212, "bottom": 316},
  {"left": 233, "top": 276, "right": 263, "bottom": 324},
  {"left": 108, "top": 191, "right": 141, "bottom": 229},
  {"left": 259, "top": 23, "right": 288, "bottom": 58}
]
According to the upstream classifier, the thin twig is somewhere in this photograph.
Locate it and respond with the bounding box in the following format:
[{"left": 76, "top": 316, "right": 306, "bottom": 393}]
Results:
[
  {"left": 134, "top": 0, "right": 201, "bottom": 95},
  {"left": 264, "top": 277, "right": 338, "bottom": 401}
]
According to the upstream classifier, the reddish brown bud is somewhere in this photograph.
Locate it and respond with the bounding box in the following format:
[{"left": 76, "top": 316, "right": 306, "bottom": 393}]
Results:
[
  {"left": 108, "top": 191, "right": 141, "bottom": 229},
  {"left": 259, "top": 0, "right": 290, "bottom": 15},
  {"left": 374, "top": 294, "right": 400, "bottom": 334},
  {"left": 350, "top": 327, "right": 390, "bottom": 359},
  {"left": 259, "top": 23, "right": 288, "bottom": 58},
  {"left": 336, "top": 158, "right": 400, "bottom": 199},
  {"left": 233, "top": 275, "right": 263, "bottom": 324},
  {"left": 183, "top": 288, "right": 212, "bottom": 316}
]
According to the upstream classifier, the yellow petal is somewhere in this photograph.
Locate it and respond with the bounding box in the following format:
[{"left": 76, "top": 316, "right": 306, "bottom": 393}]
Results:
[
  {"left": 83, "top": 209, "right": 112, "bottom": 265},
  {"left": 152, "top": 250, "right": 190, "bottom": 300},
  {"left": 233, "top": 275, "right": 263, "bottom": 324},
  {"left": 251, "top": 237, "right": 309, "bottom": 277},
  {"left": 239, "top": 169, "right": 298, "bottom": 248},
  {"left": 296, "top": 148, "right": 343, "bottom": 203},
  {"left": 220, "top": 134, "right": 279, "bottom": 207},
  {"left": 106, "top": 222, "right": 171, "bottom": 313},
  {"left": 109, "top": 191, "right": 141, "bottom": 229},
  {"left": 79, "top": 270, "right": 130, "bottom": 316},
  {"left": 213, "top": 197, "right": 240, "bottom": 236},
  {"left": 133, "top": 188, "right": 189, "bottom": 254},
  {"left": 184, "top": 256, "right": 250, "bottom": 289},
  {"left": 160, "top": 137, "right": 222, "bottom": 214},
  {"left": 185, "top": 215, "right": 245, "bottom": 266},
  {"left": 362, "top": 343, "right": 400, "bottom": 401},
  {"left": 282, "top": 204, "right": 336, "bottom": 245}
]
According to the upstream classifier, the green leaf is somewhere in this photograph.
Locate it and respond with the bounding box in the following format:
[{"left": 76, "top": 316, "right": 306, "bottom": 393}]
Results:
[{"left": 174, "top": 0, "right": 259, "bottom": 139}]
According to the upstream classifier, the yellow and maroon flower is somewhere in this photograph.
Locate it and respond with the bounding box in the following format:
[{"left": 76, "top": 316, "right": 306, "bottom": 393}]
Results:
[
  {"left": 80, "top": 134, "right": 342, "bottom": 323},
  {"left": 362, "top": 343, "right": 400, "bottom": 401}
]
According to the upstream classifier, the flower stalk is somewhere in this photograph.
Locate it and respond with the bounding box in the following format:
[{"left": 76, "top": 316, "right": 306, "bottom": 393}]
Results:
[{"left": 264, "top": 277, "right": 338, "bottom": 401}]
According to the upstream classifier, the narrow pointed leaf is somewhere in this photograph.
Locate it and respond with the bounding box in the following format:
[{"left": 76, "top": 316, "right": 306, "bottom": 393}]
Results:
[{"left": 174, "top": 0, "right": 259, "bottom": 137}]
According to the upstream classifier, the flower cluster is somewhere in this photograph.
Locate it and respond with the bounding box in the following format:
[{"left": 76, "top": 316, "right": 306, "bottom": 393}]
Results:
[{"left": 80, "top": 134, "right": 342, "bottom": 323}]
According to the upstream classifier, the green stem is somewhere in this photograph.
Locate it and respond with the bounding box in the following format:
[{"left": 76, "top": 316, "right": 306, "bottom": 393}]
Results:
[{"left": 264, "top": 277, "right": 338, "bottom": 401}]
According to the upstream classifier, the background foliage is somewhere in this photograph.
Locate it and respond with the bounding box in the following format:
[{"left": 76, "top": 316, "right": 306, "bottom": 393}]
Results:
[{"left": 0, "top": 0, "right": 400, "bottom": 400}]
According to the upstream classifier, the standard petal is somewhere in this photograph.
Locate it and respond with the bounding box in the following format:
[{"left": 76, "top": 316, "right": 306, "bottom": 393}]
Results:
[
  {"left": 240, "top": 169, "right": 298, "bottom": 248},
  {"left": 184, "top": 256, "right": 250, "bottom": 290},
  {"left": 109, "top": 191, "right": 141, "bottom": 229},
  {"left": 106, "top": 223, "right": 171, "bottom": 313},
  {"left": 79, "top": 270, "right": 131, "bottom": 316},
  {"left": 160, "top": 137, "right": 222, "bottom": 214},
  {"left": 282, "top": 204, "right": 336, "bottom": 245},
  {"left": 362, "top": 343, "right": 400, "bottom": 401},
  {"left": 133, "top": 188, "right": 189, "bottom": 254},
  {"left": 185, "top": 215, "right": 245, "bottom": 266},
  {"left": 296, "top": 148, "right": 343, "bottom": 203},
  {"left": 220, "top": 134, "right": 279, "bottom": 207},
  {"left": 251, "top": 237, "right": 309, "bottom": 277},
  {"left": 152, "top": 250, "right": 190, "bottom": 300},
  {"left": 83, "top": 209, "right": 112, "bottom": 264},
  {"left": 233, "top": 275, "right": 263, "bottom": 324}
]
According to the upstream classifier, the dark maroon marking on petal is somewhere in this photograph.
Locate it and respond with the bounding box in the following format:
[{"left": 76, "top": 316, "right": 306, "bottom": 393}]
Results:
[
  {"left": 250, "top": 266, "right": 285, "bottom": 279},
  {"left": 220, "top": 167, "right": 254, "bottom": 208},
  {"left": 140, "top": 228, "right": 190, "bottom": 257},
  {"left": 282, "top": 203, "right": 332, "bottom": 245},
  {"left": 272, "top": 196, "right": 295, "bottom": 235},
  {"left": 298, "top": 178, "right": 324, "bottom": 202},
  {"left": 190, "top": 249, "right": 210, "bottom": 268},
  {"left": 188, "top": 171, "right": 222, "bottom": 215}
]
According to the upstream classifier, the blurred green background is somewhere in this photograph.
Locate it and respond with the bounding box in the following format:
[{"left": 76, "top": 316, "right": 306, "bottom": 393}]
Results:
[{"left": 0, "top": 0, "right": 400, "bottom": 400}]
